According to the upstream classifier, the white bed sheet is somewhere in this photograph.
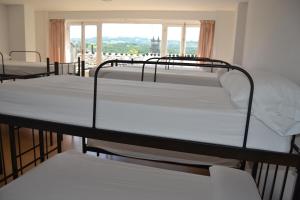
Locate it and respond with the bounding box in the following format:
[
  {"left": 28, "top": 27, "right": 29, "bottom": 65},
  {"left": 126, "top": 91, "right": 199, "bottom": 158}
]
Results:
[
  {"left": 89, "top": 66, "right": 220, "bottom": 87},
  {"left": 0, "top": 151, "right": 261, "bottom": 200},
  {"left": 0, "top": 75, "right": 293, "bottom": 152},
  {"left": 2, "top": 60, "right": 74, "bottom": 75}
]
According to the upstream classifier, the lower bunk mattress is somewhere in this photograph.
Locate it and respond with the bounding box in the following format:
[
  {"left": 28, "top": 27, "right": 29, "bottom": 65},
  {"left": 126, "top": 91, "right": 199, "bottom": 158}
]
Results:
[
  {"left": 89, "top": 66, "right": 221, "bottom": 87},
  {"left": 0, "top": 151, "right": 261, "bottom": 200}
]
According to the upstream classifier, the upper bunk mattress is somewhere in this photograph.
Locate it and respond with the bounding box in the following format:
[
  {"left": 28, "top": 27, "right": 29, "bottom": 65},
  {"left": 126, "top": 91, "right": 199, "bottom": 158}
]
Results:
[{"left": 0, "top": 75, "right": 294, "bottom": 152}]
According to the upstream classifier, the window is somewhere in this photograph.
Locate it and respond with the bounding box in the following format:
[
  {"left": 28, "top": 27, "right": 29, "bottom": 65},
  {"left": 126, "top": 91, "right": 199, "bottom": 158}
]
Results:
[
  {"left": 102, "top": 23, "right": 162, "bottom": 56},
  {"left": 84, "top": 25, "right": 97, "bottom": 67},
  {"left": 167, "top": 27, "right": 182, "bottom": 56},
  {"left": 185, "top": 27, "right": 200, "bottom": 56},
  {"left": 69, "top": 25, "right": 82, "bottom": 62}
]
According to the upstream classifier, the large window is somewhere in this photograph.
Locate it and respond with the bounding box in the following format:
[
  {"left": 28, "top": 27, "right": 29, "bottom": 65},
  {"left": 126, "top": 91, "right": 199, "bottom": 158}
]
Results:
[
  {"left": 84, "top": 25, "right": 97, "bottom": 67},
  {"left": 102, "top": 23, "right": 162, "bottom": 56},
  {"left": 66, "top": 21, "right": 201, "bottom": 65},
  {"left": 69, "top": 25, "right": 82, "bottom": 62},
  {"left": 185, "top": 27, "right": 200, "bottom": 56},
  {"left": 68, "top": 24, "right": 98, "bottom": 67},
  {"left": 167, "top": 27, "right": 181, "bottom": 55}
]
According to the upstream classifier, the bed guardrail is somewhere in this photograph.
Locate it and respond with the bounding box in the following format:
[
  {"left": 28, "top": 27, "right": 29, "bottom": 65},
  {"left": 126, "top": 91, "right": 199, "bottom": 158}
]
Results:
[
  {"left": 9, "top": 51, "right": 42, "bottom": 62},
  {"left": 0, "top": 62, "right": 59, "bottom": 82},
  {"left": 141, "top": 56, "right": 231, "bottom": 82},
  {"left": 93, "top": 59, "right": 254, "bottom": 152},
  {"left": 57, "top": 57, "right": 84, "bottom": 77}
]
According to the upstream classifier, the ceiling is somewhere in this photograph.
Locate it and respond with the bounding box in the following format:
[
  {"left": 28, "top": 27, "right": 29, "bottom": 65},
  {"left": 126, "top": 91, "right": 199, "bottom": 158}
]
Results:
[{"left": 0, "top": 0, "right": 247, "bottom": 11}]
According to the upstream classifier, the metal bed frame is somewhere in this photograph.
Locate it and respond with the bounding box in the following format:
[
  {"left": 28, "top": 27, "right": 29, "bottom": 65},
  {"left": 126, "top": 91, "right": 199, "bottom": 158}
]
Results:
[
  {"left": 0, "top": 51, "right": 84, "bottom": 80},
  {"left": 0, "top": 59, "right": 85, "bottom": 184},
  {"left": 141, "top": 56, "right": 230, "bottom": 82},
  {"left": 0, "top": 50, "right": 54, "bottom": 80},
  {"left": 9, "top": 51, "right": 42, "bottom": 62},
  {"left": 0, "top": 59, "right": 299, "bottom": 199},
  {"left": 84, "top": 57, "right": 232, "bottom": 164},
  {"left": 88, "top": 59, "right": 298, "bottom": 199}
]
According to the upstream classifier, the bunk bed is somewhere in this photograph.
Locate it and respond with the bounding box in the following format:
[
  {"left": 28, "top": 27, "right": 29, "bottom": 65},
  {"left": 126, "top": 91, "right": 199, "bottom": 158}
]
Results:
[
  {"left": 0, "top": 51, "right": 82, "bottom": 78},
  {"left": 88, "top": 56, "right": 224, "bottom": 87},
  {"left": 83, "top": 57, "right": 285, "bottom": 167},
  {"left": 0, "top": 60, "right": 299, "bottom": 199}
]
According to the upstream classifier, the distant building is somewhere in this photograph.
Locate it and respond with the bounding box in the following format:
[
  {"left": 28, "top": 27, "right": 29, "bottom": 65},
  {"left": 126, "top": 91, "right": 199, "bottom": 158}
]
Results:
[{"left": 150, "top": 37, "right": 160, "bottom": 54}]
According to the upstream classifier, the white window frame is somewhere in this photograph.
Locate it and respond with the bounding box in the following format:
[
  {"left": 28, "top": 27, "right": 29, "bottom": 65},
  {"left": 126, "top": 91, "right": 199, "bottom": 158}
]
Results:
[{"left": 65, "top": 20, "right": 200, "bottom": 63}]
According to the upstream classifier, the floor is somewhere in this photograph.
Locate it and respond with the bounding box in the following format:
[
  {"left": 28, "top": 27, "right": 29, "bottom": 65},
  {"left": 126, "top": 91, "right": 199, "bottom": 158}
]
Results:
[{"left": 0, "top": 124, "right": 208, "bottom": 187}]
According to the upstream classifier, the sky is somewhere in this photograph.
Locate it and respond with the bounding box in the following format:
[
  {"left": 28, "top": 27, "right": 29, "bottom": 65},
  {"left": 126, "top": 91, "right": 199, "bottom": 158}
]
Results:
[{"left": 70, "top": 23, "right": 200, "bottom": 41}]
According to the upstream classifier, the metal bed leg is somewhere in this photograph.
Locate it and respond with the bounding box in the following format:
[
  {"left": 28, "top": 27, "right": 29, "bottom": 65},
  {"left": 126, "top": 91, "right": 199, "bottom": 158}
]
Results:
[
  {"left": 252, "top": 162, "right": 259, "bottom": 179},
  {"left": 240, "top": 160, "right": 246, "bottom": 170},
  {"left": 32, "top": 129, "right": 37, "bottom": 166},
  {"left": 0, "top": 126, "right": 7, "bottom": 184},
  {"left": 57, "top": 132, "right": 62, "bottom": 153},
  {"left": 54, "top": 62, "right": 59, "bottom": 75},
  {"left": 0, "top": 128, "right": 2, "bottom": 174},
  {"left": 81, "top": 61, "right": 85, "bottom": 77},
  {"left": 82, "top": 137, "right": 87, "bottom": 153},
  {"left": 46, "top": 58, "right": 50, "bottom": 74},
  {"left": 0, "top": 148, "right": 2, "bottom": 175},
  {"left": 9, "top": 125, "right": 18, "bottom": 179},
  {"left": 16, "top": 128, "right": 23, "bottom": 175},
  {"left": 77, "top": 57, "right": 81, "bottom": 76},
  {"left": 293, "top": 168, "right": 300, "bottom": 200},
  {"left": 38, "top": 130, "right": 45, "bottom": 162}
]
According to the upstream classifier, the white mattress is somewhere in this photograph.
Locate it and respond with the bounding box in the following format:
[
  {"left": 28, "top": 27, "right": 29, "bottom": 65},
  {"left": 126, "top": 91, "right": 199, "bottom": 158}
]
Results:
[
  {"left": 89, "top": 66, "right": 220, "bottom": 87},
  {"left": 0, "top": 151, "right": 261, "bottom": 200},
  {"left": 0, "top": 75, "right": 293, "bottom": 152},
  {"left": 1, "top": 60, "right": 75, "bottom": 75}
]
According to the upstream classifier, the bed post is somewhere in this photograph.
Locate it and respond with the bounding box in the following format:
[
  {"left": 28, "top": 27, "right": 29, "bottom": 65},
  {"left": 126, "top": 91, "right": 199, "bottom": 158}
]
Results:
[
  {"left": 8, "top": 125, "right": 18, "bottom": 179},
  {"left": 77, "top": 57, "right": 81, "bottom": 76},
  {"left": 251, "top": 162, "right": 259, "bottom": 179},
  {"left": 0, "top": 51, "right": 4, "bottom": 75},
  {"left": 81, "top": 60, "right": 85, "bottom": 77},
  {"left": 82, "top": 138, "right": 87, "bottom": 153},
  {"left": 38, "top": 130, "right": 45, "bottom": 162},
  {"left": 0, "top": 149, "right": 2, "bottom": 175},
  {"left": 54, "top": 62, "right": 59, "bottom": 75},
  {"left": 56, "top": 133, "right": 62, "bottom": 153},
  {"left": 293, "top": 170, "right": 300, "bottom": 200},
  {"left": 46, "top": 57, "right": 50, "bottom": 74}
]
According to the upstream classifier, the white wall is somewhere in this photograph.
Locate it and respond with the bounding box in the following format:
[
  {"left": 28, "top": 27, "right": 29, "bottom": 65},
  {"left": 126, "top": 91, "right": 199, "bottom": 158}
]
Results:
[
  {"left": 48, "top": 10, "right": 216, "bottom": 21},
  {"left": 0, "top": 4, "right": 9, "bottom": 55},
  {"left": 39, "top": 10, "right": 236, "bottom": 62},
  {"left": 7, "top": 5, "right": 26, "bottom": 61},
  {"left": 213, "top": 11, "right": 236, "bottom": 63},
  {"left": 243, "top": 0, "right": 300, "bottom": 85},
  {"left": 35, "top": 11, "right": 49, "bottom": 61},
  {"left": 24, "top": 5, "right": 37, "bottom": 61},
  {"left": 232, "top": 2, "right": 247, "bottom": 65}
]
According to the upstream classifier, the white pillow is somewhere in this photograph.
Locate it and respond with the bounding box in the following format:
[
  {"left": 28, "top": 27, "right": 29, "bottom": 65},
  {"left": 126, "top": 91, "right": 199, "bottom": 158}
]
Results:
[
  {"left": 220, "top": 69, "right": 300, "bottom": 136},
  {"left": 210, "top": 166, "right": 261, "bottom": 200},
  {"left": 215, "top": 68, "right": 228, "bottom": 79}
]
